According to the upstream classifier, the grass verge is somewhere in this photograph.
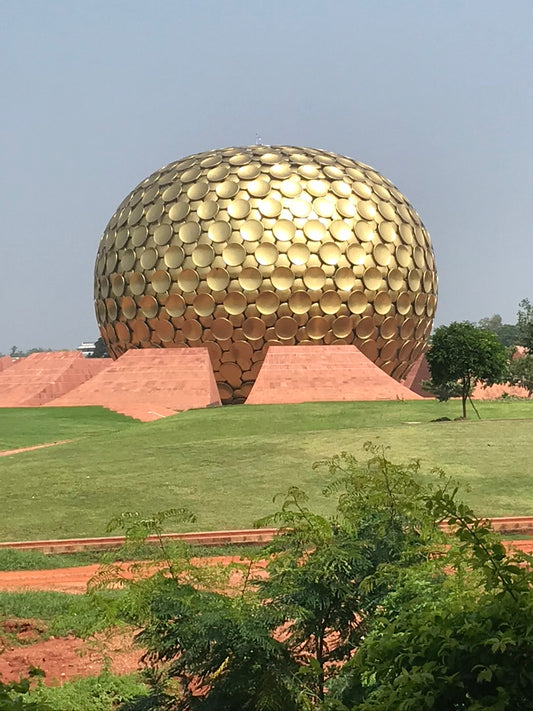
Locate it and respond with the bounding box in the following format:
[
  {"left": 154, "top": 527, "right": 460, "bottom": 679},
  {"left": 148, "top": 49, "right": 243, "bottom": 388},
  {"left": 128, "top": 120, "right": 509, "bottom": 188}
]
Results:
[
  {"left": 0, "top": 590, "right": 112, "bottom": 639},
  {"left": 0, "top": 543, "right": 264, "bottom": 571}
]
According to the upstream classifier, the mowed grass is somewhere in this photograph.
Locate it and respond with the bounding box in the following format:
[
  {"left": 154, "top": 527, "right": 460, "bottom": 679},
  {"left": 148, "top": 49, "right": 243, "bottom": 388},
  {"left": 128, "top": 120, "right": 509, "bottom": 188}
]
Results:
[
  {"left": 0, "top": 400, "right": 532, "bottom": 541},
  {"left": 0, "top": 406, "right": 136, "bottom": 450}
]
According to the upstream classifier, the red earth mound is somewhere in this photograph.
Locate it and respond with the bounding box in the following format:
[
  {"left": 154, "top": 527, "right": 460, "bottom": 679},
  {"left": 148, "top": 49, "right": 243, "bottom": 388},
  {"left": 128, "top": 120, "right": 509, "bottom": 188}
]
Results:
[
  {"left": 0, "top": 352, "right": 109, "bottom": 408},
  {"left": 246, "top": 345, "right": 422, "bottom": 404},
  {"left": 48, "top": 348, "right": 222, "bottom": 421}
]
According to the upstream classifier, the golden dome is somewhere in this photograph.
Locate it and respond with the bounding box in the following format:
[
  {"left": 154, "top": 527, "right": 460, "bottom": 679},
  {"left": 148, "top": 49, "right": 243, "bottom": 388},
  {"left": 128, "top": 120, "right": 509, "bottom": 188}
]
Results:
[{"left": 94, "top": 145, "right": 437, "bottom": 403}]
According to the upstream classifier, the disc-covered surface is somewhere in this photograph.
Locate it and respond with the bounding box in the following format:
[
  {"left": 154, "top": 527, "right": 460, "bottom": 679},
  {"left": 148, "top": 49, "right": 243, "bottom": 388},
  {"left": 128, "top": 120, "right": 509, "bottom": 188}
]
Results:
[{"left": 95, "top": 145, "right": 437, "bottom": 403}]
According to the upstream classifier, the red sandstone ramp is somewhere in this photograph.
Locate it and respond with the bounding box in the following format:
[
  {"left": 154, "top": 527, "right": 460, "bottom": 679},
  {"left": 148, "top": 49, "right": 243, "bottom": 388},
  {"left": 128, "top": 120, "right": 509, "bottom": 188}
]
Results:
[
  {"left": 471, "top": 346, "right": 530, "bottom": 399},
  {"left": 472, "top": 382, "right": 530, "bottom": 399},
  {"left": 402, "top": 354, "right": 531, "bottom": 400},
  {"left": 0, "top": 352, "right": 110, "bottom": 407},
  {"left": 401, "top": 354, "right": 433, "bottom": 397},
  {"left": 48, "top": 348, "right": 222, "bottom": 421},
  {"left": 245, "top": 345, "right": 423, "bottom": 405},
  {"left": 0, "top": 357, "right": 15, "bottom": 372}
]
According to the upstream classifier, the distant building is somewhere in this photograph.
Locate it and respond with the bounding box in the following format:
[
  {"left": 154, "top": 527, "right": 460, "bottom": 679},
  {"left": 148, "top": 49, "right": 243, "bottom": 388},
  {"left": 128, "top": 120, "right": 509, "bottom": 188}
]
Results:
[{"left": 76, "top": 341, "right": 95, "bottom": 357}]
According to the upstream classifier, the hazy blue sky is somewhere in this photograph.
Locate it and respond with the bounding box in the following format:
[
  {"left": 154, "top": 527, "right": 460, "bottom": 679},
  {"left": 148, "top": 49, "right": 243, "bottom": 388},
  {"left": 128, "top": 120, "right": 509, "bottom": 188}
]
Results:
[{"left": 1, "top": 0, "right": 532, "bottom": 353}]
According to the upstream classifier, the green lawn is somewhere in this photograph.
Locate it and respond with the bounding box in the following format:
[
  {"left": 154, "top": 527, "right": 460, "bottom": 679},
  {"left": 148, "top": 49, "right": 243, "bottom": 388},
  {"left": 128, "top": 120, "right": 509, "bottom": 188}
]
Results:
[
  {"left": 1, "top": 400, "right": 532, "bottom": 541},
  {"left": 0, "top": 406, "right": 136, "bottom": 450}
]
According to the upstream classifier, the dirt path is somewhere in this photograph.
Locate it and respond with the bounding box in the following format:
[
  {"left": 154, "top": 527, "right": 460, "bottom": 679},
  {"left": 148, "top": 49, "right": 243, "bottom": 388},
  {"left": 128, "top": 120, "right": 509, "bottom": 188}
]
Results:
[
  {"left": 0, "top": 564, "right": 103, "bottom": 594},
  {"left": 0, "top": 555, "right": 255, "bottom": 594},
  {"left": 0, "top": 440, "right": 73, "bottom": 457}
]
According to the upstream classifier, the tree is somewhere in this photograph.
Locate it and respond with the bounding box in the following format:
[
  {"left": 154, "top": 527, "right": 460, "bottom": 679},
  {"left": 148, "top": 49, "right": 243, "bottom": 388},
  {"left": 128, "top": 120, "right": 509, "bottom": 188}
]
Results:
[
  {"left": 517, "top": 298, "right": 533, "bottom": 351},
  {"left": 344, "top": 490, "right": 533, "bottom": 710},
  {"left": 89, "top": 337, "right": 110, "bottom": 358},
  {"left": 477, "top": 314, "right": 519, "bottom": 347},
  {"left": 507, "top": 351, "right": 533, "bottom": 396},
  {"left": 7, "top": 346, "right": 48, "bottom": 358},
  {"left": 425, "top": 322, "right": 508, "bottom": 418},
  {"left": 477, "top": 314, "right": 503, "bottom": 333}
]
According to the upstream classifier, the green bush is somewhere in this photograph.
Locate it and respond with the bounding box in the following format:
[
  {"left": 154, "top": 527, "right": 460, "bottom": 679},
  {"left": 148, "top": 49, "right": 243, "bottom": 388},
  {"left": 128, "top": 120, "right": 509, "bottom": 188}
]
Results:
[{"left": 4, "top": 673, "right": 146, "bottom": 711}]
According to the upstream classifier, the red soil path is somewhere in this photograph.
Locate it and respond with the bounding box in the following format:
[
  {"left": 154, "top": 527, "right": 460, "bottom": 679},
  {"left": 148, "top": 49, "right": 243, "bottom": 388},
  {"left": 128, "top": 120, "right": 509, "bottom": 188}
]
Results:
[
  {"left": 0, "top": 556, "right": 262, "bottom": 595},
  {"left": 0, "top": 564, "right": 104, "bottom": 594}
]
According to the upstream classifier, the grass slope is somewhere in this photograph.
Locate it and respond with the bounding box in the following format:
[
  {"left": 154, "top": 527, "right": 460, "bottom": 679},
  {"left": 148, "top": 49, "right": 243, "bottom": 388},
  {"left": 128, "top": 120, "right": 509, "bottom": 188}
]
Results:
[
  {"left": 0, "top": 407, "right": 136, "bottom": 450},
  {"left": 0, "top": 401, "right": 532, "bottom": 541}
]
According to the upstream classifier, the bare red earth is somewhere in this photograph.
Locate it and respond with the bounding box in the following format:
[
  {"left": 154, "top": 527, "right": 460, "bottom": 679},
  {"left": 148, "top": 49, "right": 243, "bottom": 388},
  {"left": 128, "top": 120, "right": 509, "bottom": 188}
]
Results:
[
  {"left": 0, "top": 626, "right": 142, "bottom": 685},
  {"left": 0, "top": 556, "right": 250, "bottom": 685}
]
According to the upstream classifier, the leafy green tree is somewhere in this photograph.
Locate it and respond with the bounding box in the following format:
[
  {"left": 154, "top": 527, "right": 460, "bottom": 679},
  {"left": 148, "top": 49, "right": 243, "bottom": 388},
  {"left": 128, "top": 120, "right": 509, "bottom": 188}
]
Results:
[
  {"left": 517, "top": 298, "right": 533, "bottom": 351},
  {"left": 507, "top": 351, "right": 533, "bottom": 396},
  {"left": 477, "top": 314, "right": 504, "bottom": 333},
  {"left": 497, "top": 323, "right": 520, "bottom": 348},
  {"left": 426, "top": 322, "right": 508, "bottom": 417},
  {"left": 251, "top": 448, "right": 437, "bottom": 707},
  {"left": 344, "top": 489, "right": 533, "bottom": 710},
  {"left": 477, "top": 314, "right": 519, "bottom": 347}
]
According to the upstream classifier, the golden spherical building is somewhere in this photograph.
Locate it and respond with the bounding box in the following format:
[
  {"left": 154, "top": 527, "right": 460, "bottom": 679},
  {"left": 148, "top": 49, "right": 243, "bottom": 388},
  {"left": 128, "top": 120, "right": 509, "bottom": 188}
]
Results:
[{"left": 94, "top": 145, "right": 437, "bottom": 403}]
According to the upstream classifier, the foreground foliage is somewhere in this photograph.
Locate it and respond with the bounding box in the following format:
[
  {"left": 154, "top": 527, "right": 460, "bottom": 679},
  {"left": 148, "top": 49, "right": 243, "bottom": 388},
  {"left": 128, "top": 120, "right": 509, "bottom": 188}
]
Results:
[
  {"left": 89, "top": 445, "right": 533, "bottom": 710},
  {"left": 0, "top": 672, "right": 146, "bottom": 711},
  {"left": 507, "top": 351, "right": 533, "bottom": 396},
  {"left": 340, "top": 492, "right": 533, "bottom": 709}
]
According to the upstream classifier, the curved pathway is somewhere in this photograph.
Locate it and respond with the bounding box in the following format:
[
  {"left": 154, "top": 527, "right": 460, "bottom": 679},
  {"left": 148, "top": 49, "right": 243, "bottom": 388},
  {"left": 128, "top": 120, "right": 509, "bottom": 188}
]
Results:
[{"left": 0, "top": 440, "right": 73, "bottom": 457}]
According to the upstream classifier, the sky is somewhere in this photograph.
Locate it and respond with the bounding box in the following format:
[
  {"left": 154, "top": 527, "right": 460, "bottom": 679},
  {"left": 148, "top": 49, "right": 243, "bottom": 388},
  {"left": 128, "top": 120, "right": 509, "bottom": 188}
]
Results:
[{"left": 1, "top": 0, "right": 532, "bottom": 353}]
